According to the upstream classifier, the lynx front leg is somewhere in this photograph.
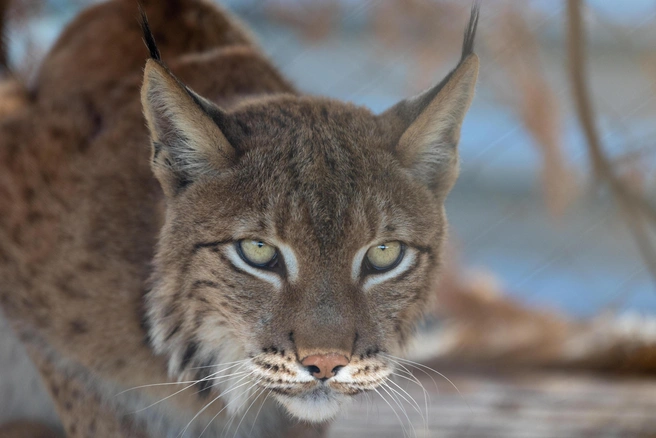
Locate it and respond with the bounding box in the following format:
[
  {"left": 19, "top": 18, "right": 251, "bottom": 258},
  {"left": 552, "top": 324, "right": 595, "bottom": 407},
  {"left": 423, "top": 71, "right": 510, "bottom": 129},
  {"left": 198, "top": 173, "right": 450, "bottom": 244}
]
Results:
[{"left": 26, "top": 347, "right": 149, "bottom": 438}]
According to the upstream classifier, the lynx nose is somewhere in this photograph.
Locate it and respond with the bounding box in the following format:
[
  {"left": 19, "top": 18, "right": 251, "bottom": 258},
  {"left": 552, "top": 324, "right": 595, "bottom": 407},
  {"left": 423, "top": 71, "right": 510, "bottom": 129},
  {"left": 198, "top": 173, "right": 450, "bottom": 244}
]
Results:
[{"left": 301, "top": 353, "right": 349, "bottom": 380}]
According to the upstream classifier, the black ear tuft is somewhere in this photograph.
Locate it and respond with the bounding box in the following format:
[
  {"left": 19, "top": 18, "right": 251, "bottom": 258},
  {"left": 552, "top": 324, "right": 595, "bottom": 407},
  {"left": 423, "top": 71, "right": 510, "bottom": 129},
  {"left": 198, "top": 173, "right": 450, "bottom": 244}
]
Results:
[
  {"left": 461, "top": 1, "right": 480, "bottom": 61},
  {"left": 139, "top": 4, "right": 161, "bottom": 61}
]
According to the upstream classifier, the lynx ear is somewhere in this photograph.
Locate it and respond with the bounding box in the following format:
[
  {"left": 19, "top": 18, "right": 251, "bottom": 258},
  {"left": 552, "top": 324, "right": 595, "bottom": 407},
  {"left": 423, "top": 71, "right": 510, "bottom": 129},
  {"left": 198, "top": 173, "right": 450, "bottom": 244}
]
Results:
[
  {"left": 141, "top": 60, "right": 235, "bottom": 197},
  {"left": 380, "top": 4, "right": 479, "bottom": 198}
]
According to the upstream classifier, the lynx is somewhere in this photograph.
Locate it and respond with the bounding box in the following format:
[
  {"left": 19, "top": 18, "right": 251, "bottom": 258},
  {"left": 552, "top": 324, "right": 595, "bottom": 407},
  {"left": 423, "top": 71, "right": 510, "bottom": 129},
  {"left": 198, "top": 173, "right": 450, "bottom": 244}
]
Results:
[{"left": 0, "top": 0, "right": 478, "bottom": 436}]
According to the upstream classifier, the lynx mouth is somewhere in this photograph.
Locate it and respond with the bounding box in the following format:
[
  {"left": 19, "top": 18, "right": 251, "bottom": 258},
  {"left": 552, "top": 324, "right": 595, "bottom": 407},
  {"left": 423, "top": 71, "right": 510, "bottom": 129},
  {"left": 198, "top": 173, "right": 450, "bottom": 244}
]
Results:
[
  {"left": 245, "top": 351, "right": 393, "bottom": 422},
  {"left": 262, "top": 373, "right": 388, "bottom": 422},
  {"left": 274, "top": 385, "right": 350, "bottom": 422}
]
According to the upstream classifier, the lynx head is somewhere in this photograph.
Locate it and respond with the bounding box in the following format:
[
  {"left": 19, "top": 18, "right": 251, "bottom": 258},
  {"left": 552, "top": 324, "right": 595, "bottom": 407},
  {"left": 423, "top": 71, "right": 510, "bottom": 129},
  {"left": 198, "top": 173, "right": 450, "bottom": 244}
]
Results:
[{"left": 141, "top": 5, "right": 479, "bottom": 423}]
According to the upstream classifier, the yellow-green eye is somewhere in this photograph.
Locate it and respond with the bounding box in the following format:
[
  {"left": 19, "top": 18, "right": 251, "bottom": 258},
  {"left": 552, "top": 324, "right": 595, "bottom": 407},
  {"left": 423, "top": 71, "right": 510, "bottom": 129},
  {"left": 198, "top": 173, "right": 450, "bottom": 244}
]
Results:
[
  {"left": 238, "top": 240, "right": 277, "bottom": 267},
  {"left": 366, "top": 241, "right": 404, "bottom": 271}
]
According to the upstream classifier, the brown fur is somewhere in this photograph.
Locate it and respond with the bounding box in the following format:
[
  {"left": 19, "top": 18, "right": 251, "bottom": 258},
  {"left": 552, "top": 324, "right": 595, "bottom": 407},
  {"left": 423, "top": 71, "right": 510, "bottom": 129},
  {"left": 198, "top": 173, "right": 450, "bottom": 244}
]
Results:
[{"left": 0, "top": 0, "right": 479, "bottom": 436}]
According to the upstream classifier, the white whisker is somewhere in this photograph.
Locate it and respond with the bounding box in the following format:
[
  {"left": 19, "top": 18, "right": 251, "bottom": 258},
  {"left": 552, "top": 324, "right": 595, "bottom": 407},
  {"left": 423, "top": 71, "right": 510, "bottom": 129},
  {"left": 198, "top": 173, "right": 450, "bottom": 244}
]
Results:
[
  {"left": 384, "top": 354, "right": 472, "bottom": 415},
  {"left": 362, "top": 390, "right": 373, "bottom": 424},
  {"left": 386, "top": 377, "right": 425, "bottom": 427},
  {"left": 188, "top": 359, "right": 251, "bottom": 371},
  {"left": 387, "top": 356, "right": 439, "bottom": 395},
  {"left": 248, "top": 387, "right": 272, "bottom": 437},
  {"left": 373, "top": 387, "right": 410, "bottom": 438},
  {"left": 128, "top": 364, "right": 251, "bottom": 414},
  {"left": 118, "top": 359, "right": 250, "bottom": 410},
  {"left": 115, "top": 380, "right": 210, "bottom": 395},
  {"left": 190, "top": 370, "right": 251, "bottom": 397},
  {"left": 391, "top": 371, "right": 430, "bottom": 429},
  {"left": 178, "top": 371, "right": 256, "bottom": 438},
  {"left": 132, "top": 381, "right": 200, "bottom": 414},
  {"left": 200, "top": 378, "right": 262, "bottom": 438},
  {"left": 230, "top": 383, "right": 267, "bottom": 438},
  {"left": 380, "top": 382, "right": 416, "bottom": 438}
]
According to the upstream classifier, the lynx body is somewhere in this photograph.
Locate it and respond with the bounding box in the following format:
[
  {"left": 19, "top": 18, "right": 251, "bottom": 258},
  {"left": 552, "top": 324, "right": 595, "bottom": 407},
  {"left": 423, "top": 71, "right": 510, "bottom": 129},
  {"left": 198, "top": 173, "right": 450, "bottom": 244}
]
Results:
[{"left": 0, "top": 1, "right": 478, "bottom": 436}]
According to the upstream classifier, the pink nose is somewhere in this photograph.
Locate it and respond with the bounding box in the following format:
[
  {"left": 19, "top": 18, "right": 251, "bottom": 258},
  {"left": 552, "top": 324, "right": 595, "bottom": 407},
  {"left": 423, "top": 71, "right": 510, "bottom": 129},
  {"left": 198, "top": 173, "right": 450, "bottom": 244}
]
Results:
[{"left": 301, "top": 353, "right": 350, "bottom": 380}]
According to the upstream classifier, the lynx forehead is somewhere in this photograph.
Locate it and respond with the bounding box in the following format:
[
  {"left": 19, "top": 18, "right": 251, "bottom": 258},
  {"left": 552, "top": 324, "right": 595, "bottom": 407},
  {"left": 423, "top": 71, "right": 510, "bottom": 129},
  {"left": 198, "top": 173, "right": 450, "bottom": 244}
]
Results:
[{"left": 141, "top": 3, "right": 479, "bottom": 423}]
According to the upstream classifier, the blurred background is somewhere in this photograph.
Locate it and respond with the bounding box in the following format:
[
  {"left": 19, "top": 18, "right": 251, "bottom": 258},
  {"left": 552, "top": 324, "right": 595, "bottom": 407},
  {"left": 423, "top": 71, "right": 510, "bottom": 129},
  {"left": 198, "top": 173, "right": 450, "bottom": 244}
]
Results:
[
  {"left": 8, "top": 0, "right": 656, "bottom": 316},
  {"left": 4, "top": 0, "right": 656, "bottom": 436}
]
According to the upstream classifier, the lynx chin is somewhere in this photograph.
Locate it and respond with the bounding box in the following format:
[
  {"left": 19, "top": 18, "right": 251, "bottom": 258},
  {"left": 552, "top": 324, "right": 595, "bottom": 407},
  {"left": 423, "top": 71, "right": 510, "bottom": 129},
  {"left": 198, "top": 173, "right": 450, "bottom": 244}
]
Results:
[{"left": 0, "top": 0, "right": 479, "bottom": 436}]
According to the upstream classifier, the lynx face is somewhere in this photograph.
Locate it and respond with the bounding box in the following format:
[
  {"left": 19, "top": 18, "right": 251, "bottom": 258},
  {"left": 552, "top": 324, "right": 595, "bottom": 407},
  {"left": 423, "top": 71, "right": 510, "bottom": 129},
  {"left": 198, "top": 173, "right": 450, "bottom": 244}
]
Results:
[{"left": 142, "top": 8, "right": 479, "bottom": 423}]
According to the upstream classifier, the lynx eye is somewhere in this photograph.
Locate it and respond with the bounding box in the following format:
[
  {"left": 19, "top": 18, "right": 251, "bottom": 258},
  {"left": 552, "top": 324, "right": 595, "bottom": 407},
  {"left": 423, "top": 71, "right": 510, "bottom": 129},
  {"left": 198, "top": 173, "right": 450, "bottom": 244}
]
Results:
[
  {"left": 366, "top": 241, "right": 404, "bottom": 272},
  {"left": 237, "top": 240, "right": 278, "bottom": 268}
]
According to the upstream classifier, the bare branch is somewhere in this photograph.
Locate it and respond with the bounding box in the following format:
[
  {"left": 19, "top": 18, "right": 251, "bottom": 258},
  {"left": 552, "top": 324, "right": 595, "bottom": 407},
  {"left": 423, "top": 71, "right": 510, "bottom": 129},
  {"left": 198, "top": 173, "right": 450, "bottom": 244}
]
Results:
[{"left": 567, "top": 0, "right": 656, "bottom": 291}]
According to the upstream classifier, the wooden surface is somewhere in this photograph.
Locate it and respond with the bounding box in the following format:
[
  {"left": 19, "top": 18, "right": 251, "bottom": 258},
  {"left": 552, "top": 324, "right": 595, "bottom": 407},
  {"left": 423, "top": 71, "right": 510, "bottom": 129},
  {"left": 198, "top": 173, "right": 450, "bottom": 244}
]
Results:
[{"left": 330, "top": 366, "right": 656, "bottom": 438}]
